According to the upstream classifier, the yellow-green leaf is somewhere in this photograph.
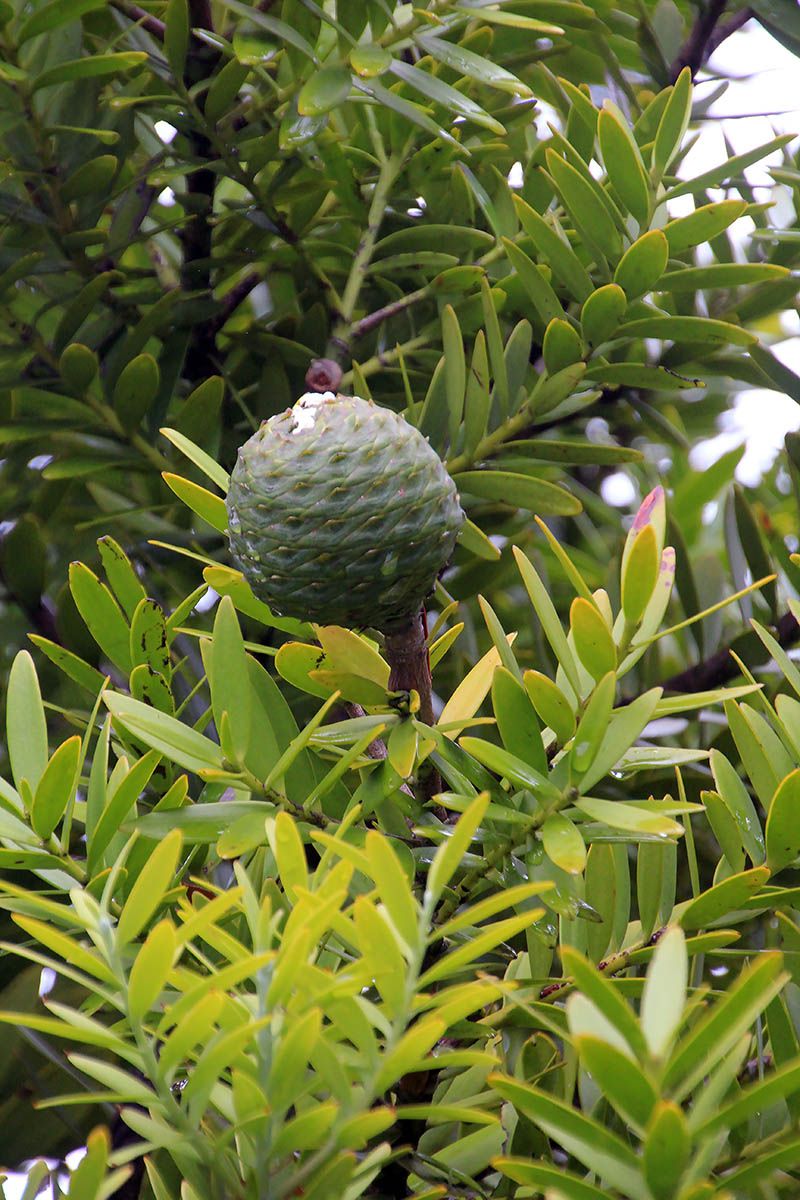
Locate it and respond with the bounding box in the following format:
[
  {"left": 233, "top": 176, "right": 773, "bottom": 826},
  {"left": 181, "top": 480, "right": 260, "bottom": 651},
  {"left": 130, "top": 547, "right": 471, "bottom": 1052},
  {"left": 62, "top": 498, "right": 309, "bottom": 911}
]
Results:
[
  {"left": 614, "top": 229, "right": 668, "bottom": 298},
  {"left": 570, "top": 598, "right": 616, "bottom": 681}
]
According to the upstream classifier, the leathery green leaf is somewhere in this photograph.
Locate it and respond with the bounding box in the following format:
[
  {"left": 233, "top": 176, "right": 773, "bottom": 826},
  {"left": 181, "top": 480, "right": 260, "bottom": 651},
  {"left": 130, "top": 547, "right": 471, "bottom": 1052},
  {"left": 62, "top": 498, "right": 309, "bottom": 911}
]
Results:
[
  {"left": 7, "top": 650, "right": 48, "bottom": 794},
  {"left": 492, "top": 666, "right": 547, "bottom": 775},
  {"left": 513, "top": 194, "right": 593, "bottom": 303},
  {"left": 129, "top": 598, "right": 170, "bottom": 677},
  {"left": 580, "top": 284, "right": 627, "bottom": 348},
  {"left": 598, "top": 105, "right": 650, "bottom": 226},
  {"left": 616, "top": 315, "right": 756, "bottom": 347},
  {"left": 117, "top": 828, "right": 182, "bottom": 944},
  {"left": 162, "top": 473, "right": 228, "bottom": 533},
  {"left": 165, "top": 0, "right": 189, "bottom": 77},
  {"left": 652, "top": 66, "right": 692, "bottom": 177},
  {"left": 494, "top": 1160, "right": 611, "bottom": 1199},
  {"left": 387, "top": 719, "right": 418, "bottom": 779},
  {"left": 266, "top": 811, "right": 308, "bottom": 902},
  {"left": 420, "top": 911, "right": 543, "bottom": 987},
  {"left": 18, "top": 0, "right": 107, "bottom": 41},
  {"left": 98, "top": 536, "right": 147, "bottom": 621},
  {"left": 643, "top": 1102, "right": 690, "bottom": 1200},
  {"left": 561, "top": 945, "right": 647, "bottom": 1060},
  {"left": 298, "top": 66, "right": 351, "bottom": 116},
  {"left": 210, "top": 596, "right": 251, "bottom": 766},
  {"left": 546, "top": 151, "right": 622, "bottom": 262},
  {"left": 268, "top": 1007, "right": 321, "bottom": 1113},
  {"left": 501, "top": 238, "right": 564, "bottom": 325},
  {"left": 103, "top": 690, "right": 223, "bottom": 773},
  {"left": 350, "top": 44, "right": 391, "bottom": 77},
  {"left": 458, "top": 737, "right": 553, "bottom": 795},
  {"left": 354, "top": 898, "right": 406, "bottom": 1016},
  {"left": 61, "top": 155, "right": 116, "bottom": 202},
  {"left": 576, "top": 1036, "right": 658, "bottom": 1130},
  {"left": 374, "top": 1016, "right": 445, "bottom": 1093},
  {"left": 489, "top": 1074, "right": 646, "bottom": 1197},
  {"left": 570, "top": 599, "right": 616, "bottom": 682},
  {"left": 641, "top": 926, "right": 687, "bottom": 1059},
  {"left": 660, "top": 262, "right": 790, "bottom": 290},
  {"left": 579, "top": 687, "right": 662, "bottom": 793},
  {"left": 424, "top": 793, "right": 489, "bottom": 910},
  {"left": 389, "top": 59, "right": 504, "bottom": 134},
  {"left": 69, "top": 562, "right": 132, "bottom": 675},
  {"left": 514, "top": 547, "right": 581, "bottom": 696},
  {"left": 542, "top": 318, "right": 582, "bottom": 374},
  {"left": 441, "top": 304, "right": 465, "bottom": 446},
  {"left": 725, "top": 699, "right": 781, "bottom": 811},
  {"left": 709, "top": 748, "right": 764, "bottom": 864},
  {"left": 621, "top": 524, "right": 659, "bottom": 626},
  {"left": 678, "top": 866, "right": 770, "bottom": 931},
  {"left": 204, "top": 565, "right": 310, "bottom": 636},
  {"left": 637, "top": 840, "right": 677, "bottom": 942},
  {"left": 31, "top": 735, "right": 81, "bottom": 840},
  {"left": 575, "top": 795, "right": 683, "bottom": 838},
  {"left": 587, "top": 362, "right": 702, "bottom": 391},
  {"left": 366, "top": 831, "right": 418, "bottom": 948},
  {"left": 614, "top": 229, "right": 668, "bottom": 298},
  {"left": 663, "top": 951, "right": 787, "bottom": 1100},
  {"left": 463, "top": 329, "right": 490, "bottom": 458},
  {"left": 438, "top": 635, "right": 515, "bottom": 733},
  {"left": 159, "top": 427, "right": 230, "bottom": 492},
  {"left": 524, "top": 669, "right": 576, "bottom": 744},
  {"left": 664, "top": 132, "right": 793, "bottom": 200},
  {"left": 414, "top": 32, "right": 532, "bottom": 97},
  {"left": 663, "top": 199, "right": 747, "bottom": 254},
  {"left": 541, "top": 812, "right": 586, "bottom": 875},
  {"left": 571, "top": 673, "right": 616, "bottom": 774},
  {"left": 128, "top": 919, "right": 176, "bottom": 1021},
  {"left": 567, "top": 992, "right": 633, "bottom": 1057},
  {"left": 703, "top": 790, "right": 745, "bottom": 872},
  {"left": 453, "top": 470, "right": 581, "bottom": 515},
  {"left": 766, "top": 769, "right": 800, "bottom": 873},
  {"left": 88, "top": 749, "right": 160, "bottom": 874},
  {"left": 113, "top": 352, "right": 159, "bottom": 432}
]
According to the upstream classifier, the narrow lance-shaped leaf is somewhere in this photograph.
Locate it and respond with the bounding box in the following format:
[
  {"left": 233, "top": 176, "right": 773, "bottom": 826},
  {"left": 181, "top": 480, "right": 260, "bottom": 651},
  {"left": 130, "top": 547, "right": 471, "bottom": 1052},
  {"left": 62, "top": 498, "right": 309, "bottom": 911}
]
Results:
[{"left": 7, "top": 650, "right": 48, "bottom": 794}]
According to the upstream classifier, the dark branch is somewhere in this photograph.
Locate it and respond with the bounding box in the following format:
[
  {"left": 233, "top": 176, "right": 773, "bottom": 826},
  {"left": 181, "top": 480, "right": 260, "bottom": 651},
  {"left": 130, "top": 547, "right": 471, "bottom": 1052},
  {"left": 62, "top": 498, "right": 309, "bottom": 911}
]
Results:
[
  {"left": 661, "top": 610, "right": 800, "bottom": 694},
  {"left": 707, "top": 7, "right": 753, "bottom": 56},
  {"left": 669, "top": 0, "right": 729, "bottom": 81},
  {"left": 109, "top": 0, "right": 166, "bottom": 39},
  {"left": 181, "top": 1, "right": 221, "bottom": 385},
  {"left": 209, "top": 270, "right": 261, "bottom": 336}
]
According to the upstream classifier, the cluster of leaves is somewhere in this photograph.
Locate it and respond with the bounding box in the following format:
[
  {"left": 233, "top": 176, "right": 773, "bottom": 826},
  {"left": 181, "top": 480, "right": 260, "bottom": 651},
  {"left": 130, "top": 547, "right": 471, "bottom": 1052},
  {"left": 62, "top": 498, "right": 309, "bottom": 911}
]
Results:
[{"left": 1, "top": 0, "right": 800, "bottom": 1196}]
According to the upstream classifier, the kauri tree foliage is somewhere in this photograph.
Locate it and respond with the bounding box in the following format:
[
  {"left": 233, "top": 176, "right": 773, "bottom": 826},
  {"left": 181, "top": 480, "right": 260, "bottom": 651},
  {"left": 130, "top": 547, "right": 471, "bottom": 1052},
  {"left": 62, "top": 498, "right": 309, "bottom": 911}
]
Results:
[{"left": 1, "top": 0, "right": 800, "bottom": 1197}]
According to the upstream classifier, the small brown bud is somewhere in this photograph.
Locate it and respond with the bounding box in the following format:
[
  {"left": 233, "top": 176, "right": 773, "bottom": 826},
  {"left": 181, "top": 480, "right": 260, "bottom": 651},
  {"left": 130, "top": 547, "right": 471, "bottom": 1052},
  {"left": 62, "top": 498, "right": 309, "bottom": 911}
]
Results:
[{"left": 305, "top": 357, "right": 343, "bottom": 393}]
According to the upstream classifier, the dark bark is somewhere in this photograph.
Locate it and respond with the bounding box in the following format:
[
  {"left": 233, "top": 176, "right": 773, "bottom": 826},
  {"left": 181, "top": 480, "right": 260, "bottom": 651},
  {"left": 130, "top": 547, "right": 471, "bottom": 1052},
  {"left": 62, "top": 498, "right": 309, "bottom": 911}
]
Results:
[
  {"left": 668, "top": 0, "right": 750, "bottom": 81},
  {"left": 180, "top": 2, "right": 222, "bottom": 386},
  {"left": 661, "top": 610, "right": 800, "bottom": 694},
  {"left": 384, "top": 609, "right": 443, "bottom": 804}
]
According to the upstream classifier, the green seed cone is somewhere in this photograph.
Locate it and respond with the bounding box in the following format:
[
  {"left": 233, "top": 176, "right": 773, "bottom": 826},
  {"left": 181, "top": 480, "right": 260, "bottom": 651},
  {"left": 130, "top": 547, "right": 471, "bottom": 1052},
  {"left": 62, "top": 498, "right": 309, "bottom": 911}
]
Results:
[{"left": 227, "top": 393, "right": 464, "bottom": 631}]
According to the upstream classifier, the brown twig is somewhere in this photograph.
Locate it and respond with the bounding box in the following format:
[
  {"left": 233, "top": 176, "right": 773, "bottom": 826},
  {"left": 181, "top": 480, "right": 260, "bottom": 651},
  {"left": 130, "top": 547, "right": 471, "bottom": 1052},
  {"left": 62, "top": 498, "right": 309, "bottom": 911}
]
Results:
[
  {"left": 660, "top": 610, "right": 800, "bottom": 694},
  {"left": 349, "top": 285, "right": 429, "bottom": 342},
  {"left": 209, "top": 270, "right": 261, "bottom": 335},
  {"left": 109, "top": 0, "right": 166, "bottom": 39},
  {"left": 707, "top": 7, "right": 753, "bottom": 56},
  {"left": 669, "top": 0, "right": 729, "bottom": 81},
  {"left": 384, "top": 609, "right": 443, "bottom": 803}
]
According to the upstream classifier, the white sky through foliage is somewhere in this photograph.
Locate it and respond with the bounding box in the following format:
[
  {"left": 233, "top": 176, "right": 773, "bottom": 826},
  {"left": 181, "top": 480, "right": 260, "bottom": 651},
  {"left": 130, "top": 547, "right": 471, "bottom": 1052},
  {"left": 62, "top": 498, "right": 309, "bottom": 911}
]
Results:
[{"left": 602, "top": 19, "right": 800, "bottom": 508}]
